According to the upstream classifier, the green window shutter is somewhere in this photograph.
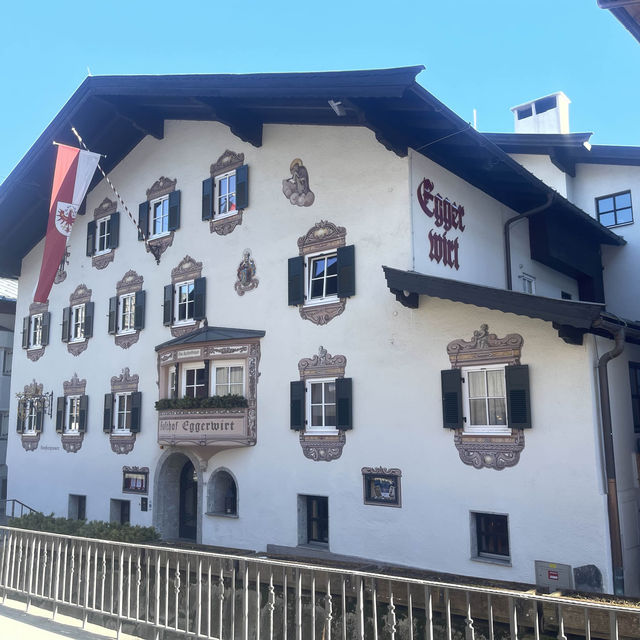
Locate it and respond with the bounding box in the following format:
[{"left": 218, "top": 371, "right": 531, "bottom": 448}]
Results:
[
  {"left": 108, "top": 296, "right": 118, "bottom": 335},
  {"left": 290, "top": 380, "right": 305, "bottom": 430},
  {"left": 35, "top": 404, "right": 44, "bottom": 433},
  {"left": 506, "top": 364, "right": 531, "bottom": 429},
  {"left": 61, "top": 307, "right": 71, "bottom": 343},
  {"left": 41, "top": 312, "right": 50, "bottom": 346},
  {"left": 108, "top": 211, "right": 120, "bottom": 249},
  {"left": 337, "top": 244, "right": 356, "bottom": 298},
  {"left": 55, "top": 396, "right": 66, "bottom": 433},
  {"left": 103, "top": 393, "right": 113, "bottom": 433},
  {"left": 288, "top": 256, "right": 305, "bottom": 306},
  {"left": 193, "top": 277, "right": 207, "bottom": 321},
  {"left": 236, "top": 165, "right": 249, "bottom": 210},
  {"left": 16, "top": 402, "right": 24, "bottom": 433},
  {"left": 21, "top": 316, "right": 30, "bottom": 349},
  {"left": 78, "top": 395, "right": 89, "bottom": 433},
  {"left": 202, "top": 177, "right": 214, "bottom": 220},
  {"left": 86, "top": 220, "right": 96, "bottom": 256},
  {"left": 163, "top": 285, "right": 174, "bottom": 326},
  {"left": 84, "top": 302, "right": 94, "bottom": 338},
  {"left": 130, "top": 392, "right": 142, "bottom": 433},
  {"left": 336, "top": 377, "right": 353, "bottom": 430},
  {"left": 203, "top": 361, "right": 210, "bottom": 395},
  {"left": 134, "top": 291, "right": 146, "bottom": 330},
  {"left": 441, "top": 369, "right": 463, "bottom": 429},
  {"left": 168, "top": 190, "right": 181, "bottom": 231},
  {"left": 138, "top": 202, "right": 149, "bottom": 240}
]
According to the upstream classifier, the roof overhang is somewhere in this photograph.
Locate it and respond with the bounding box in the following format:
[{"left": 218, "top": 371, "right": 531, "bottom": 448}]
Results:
[
  {"left": 155, "top": 325, "right": 265, "bottom": 351},
  {"left": 382, "top": 266, "right": 617, "bottom": 345},
  {"left": 599, "top": 0, "right": 640, "bottom": 44},
  {"left": 484, "top": 132, "right": 640, "bottom": 173},
  {"left": 0, "top": 67, "right": 623, "bottom": 278}
]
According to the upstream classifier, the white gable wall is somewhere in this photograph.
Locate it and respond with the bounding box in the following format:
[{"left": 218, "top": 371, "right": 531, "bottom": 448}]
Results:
[{"left": 409, "top": 149, "right": 580, "bottom": 298}]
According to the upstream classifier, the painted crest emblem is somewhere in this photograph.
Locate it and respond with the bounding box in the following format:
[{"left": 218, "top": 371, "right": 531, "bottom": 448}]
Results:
[{"left": 55, "top": 202, "right": 78, "bottom": 236}]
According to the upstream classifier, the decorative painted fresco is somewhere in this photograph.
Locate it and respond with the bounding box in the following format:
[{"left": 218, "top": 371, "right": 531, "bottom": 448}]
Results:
[
  {"left": 234, "top": 249, "right": 259, "bottom": 296},
  {"left": 417, "top": 177, "right": 466, "bottom": 270},
  {"left": 283, "top": 158, "right": 315, "bottom": 207}
]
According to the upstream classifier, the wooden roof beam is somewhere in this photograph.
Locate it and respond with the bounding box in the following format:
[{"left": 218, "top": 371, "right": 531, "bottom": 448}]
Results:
[
  {"left": 196, "top": 98, "right": 263, "bottom": 147},
  {"left": 95, "top": 97, "right": 164, "bottom": 140}
]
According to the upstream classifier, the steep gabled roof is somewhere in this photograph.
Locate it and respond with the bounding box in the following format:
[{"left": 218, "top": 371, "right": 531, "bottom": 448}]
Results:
[{"left": 0, "top": 67, "right": 622, "bottom": 277}]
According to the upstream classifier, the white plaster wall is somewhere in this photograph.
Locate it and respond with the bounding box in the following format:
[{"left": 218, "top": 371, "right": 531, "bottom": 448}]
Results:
[
  {"left": 410, "top": 150, "right": 579, "bottom": 298},
  {"left": 5, "top": 121, "right": 617, "bottom": 591},
  {"left": 509, "top": 154, "right": 569, "bottom": 198},
  {"left": 570, "top": 163, "right": 640, "bottom": 321}
]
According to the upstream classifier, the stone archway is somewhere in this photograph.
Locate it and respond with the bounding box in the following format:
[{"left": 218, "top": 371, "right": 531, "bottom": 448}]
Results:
[{"left": 153, "top": 449, "right": 204, "bottom": 542}]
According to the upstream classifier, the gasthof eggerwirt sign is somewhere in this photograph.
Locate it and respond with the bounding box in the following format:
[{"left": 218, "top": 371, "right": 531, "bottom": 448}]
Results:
[{"left": 157, "top": 409, "right": 248, "bottom": 445}]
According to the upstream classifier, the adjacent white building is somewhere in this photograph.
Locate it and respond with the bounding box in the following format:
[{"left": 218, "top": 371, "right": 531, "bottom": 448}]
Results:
[{"left": 1, "top": 67, "right": 640, "bottom": 596}]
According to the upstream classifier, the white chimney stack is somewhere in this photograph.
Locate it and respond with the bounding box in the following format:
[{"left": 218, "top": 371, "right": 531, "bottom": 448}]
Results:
[{"left": 511, "top": 92, "right": 571, "bottom": 134}]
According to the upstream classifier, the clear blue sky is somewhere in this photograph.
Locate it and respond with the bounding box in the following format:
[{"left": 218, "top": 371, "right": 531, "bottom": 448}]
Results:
[{"left": 1, "top": 0, "right": 638, "bottom": 183}]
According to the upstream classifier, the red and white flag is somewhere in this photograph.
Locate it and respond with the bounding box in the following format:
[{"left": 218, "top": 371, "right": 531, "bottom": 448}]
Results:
[{"left": 33, "top": 144, "right": 100, "bottom": 303}]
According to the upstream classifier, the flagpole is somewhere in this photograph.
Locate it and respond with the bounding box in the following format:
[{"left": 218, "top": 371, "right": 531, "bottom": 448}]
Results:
[{"left": 65, "top": 128, "right": 162, "bottom": 264}]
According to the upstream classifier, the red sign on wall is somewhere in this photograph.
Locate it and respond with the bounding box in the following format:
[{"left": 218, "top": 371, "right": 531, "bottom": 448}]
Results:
[{"left": 417, "top": 178, "right": 466, "bottom": 270}]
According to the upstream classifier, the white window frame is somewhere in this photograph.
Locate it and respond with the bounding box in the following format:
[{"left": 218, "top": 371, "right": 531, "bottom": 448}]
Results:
[
  {"left": 30, "top": 314, "right": 43, "bottom": 349},
  {"left": 174, "top": 280, "right": 195, "bottom": 326},
  {"left": 168, "top": 368, "right": 177, "bottom": 398},
  {"left": 114, "top": 392, "right": 132, "bottom": 434},
  {"left": 182, "top": 362, "right": 207, "bottom": 399},
  {"left": 150, "top": 195, "right": 170, "bottom": 238},
  {"left": 462, "top": 365, "right": 510, "bottom": 436},
  {"left": 305, "top": 250, "right": 339, "bottom": 307},
  {"left": 214, "top": 360, "right": 245, "bottom": 397},
  {"left": 118, "top": 293, "right": 136, "bottom": 335},
  {"left": 71, "top": 304, "right": 85, "bottom": 342},
  {"left": 519, "top": 273, "right": 536, "bottom": 295},
  {"left": 95, "top": 215, "right": 112, "bottom": 255},
  {"left": 305, "top": 377, "right": 338, "bottom": 435},
  {"left": 65, "top": 395, "right": 81, "bottom": 433},
  {"left": 2, "top": 348, "right": 12, "bottom": 374},
  {"left": 214, "top": 170, "right": 238, "bottom": 219},
  {"left": 22, "top": 400, "right": 38, "bottom": 435}
]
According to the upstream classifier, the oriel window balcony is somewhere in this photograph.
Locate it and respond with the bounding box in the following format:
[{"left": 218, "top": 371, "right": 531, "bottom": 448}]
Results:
[{"left": 155, "top": 326, "right": 264, "bottom": 451}]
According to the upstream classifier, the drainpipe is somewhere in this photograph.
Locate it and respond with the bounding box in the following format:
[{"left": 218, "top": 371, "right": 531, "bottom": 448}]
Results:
[
  {"left": 593, "top": 321, "right": 626, "bottom": 595},
  {"left": 504, "top": 193, "right": 554, "bottom": 290}
]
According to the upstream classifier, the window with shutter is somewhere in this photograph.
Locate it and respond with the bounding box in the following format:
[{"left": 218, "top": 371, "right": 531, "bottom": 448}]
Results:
[
  {"left": 21, "top": 316, "right": 30, "bottom": 349},
  {"left": 103, "top": 393, "right": 114, "bottom": 433},
  {"left": 290, "top": 381, "right": 305, "bottom": 430},
  {"left": 138, "top": 201, "right": 149, "bottom": 240},
  {"left": 134, "top": 291, "right": 145, "bottom": 330},
  {"left": 168, "top": 190, "right": 181, "bottom": 231},
  {"left": 292, "top": 223, "right": 353, "bottom": 325},
  {"left": 505, "top": 365, "right": 531, "bottom": 429},
  {"left": 441, "top": 369, "right": 463, "bottom": 429}
]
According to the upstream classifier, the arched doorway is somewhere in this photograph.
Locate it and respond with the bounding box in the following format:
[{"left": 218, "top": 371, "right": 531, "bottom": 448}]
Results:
[
  {"left": 179, "top": 460, "right": 197, "bottom": 540},
  {"left": 154, "top": 451, "right": 202, "bottom": 542}
]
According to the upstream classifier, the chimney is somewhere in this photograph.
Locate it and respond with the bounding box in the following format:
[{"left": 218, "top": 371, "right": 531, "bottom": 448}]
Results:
[{"left": 511, "top": 92, "right": 570, "bottom": 134}]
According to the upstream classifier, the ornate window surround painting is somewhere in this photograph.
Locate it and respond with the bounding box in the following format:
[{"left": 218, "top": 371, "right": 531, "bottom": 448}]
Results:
[{"left": 446, "top": 325, "right": 526, "bottom": 470}]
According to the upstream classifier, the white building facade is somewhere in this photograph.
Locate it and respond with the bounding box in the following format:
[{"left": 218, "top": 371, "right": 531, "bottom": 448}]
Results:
[{"left": 1, "top": 68, "right": 639, "bottom": 597}]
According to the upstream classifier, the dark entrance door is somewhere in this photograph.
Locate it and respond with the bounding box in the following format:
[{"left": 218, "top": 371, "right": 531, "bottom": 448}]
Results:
[{"left": 179, "top": 460, "right": 197, "bottom": 540}]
